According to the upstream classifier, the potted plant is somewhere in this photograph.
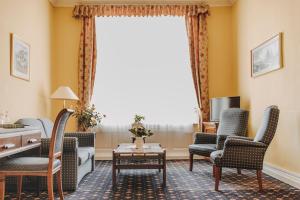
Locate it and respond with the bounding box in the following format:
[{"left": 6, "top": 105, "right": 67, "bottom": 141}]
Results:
[
  {"left": 129, "top": 115, "right": 153, "bottom": 149},
  {"left": 74, "top": 104, "right": 105, "bottom": 132}
]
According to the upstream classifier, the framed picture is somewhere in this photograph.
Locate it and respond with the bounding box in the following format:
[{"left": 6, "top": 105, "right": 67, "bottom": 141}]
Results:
[
  {"left": 10, "top": 34, "right": 30, "bottom": 81},
  {"left": 251, "top": 33, "right": 283, "bottom": 77}
]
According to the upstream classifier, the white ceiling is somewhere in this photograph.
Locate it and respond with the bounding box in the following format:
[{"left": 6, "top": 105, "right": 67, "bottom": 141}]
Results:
[{"left": 49, "top": 0, "right": 236, "bottom": 7}]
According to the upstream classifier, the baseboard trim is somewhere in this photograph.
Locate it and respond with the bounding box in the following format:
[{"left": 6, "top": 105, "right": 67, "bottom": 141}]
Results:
[{"left": 263, "top": 162, "right": 300, "bottom": 189}]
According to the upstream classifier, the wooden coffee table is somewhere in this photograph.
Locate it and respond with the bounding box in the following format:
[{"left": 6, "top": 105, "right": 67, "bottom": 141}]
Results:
[{"left": 112, "top": 143, "right": 166, "bottom": 187}]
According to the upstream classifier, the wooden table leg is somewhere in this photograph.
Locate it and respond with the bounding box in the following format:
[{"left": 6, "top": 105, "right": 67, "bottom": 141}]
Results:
[
  {"left": 117, "top": 159, "right": 120, "bottom": 173},
  {"left": 158, "top": 157, "right": 161, "bottom": 173},
  {"left": 112, "top": 151, "right": 116, "bottom": 187},
  {"left": 162, "top": 150, "right": 166, "bottom": 188}
]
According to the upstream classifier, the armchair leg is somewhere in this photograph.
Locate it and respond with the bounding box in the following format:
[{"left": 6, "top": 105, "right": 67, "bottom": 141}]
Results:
[
  {"left": 189, "top": 153, "right": 194, "bottom": 171},
  {"left": 91, "top": 155, "right": 95, "bottom": 172},
  {"left": 237, "top": 168, "right": 241, "bottom": 174},
  {"left": 17, "top": 176, "right": 22, "bottom": 200},
  {"left": 256, "top": 170, "right": 263, "bottom": 191},
  {"left": 214, "top": 166, "right": 221, "bottom": 191}
]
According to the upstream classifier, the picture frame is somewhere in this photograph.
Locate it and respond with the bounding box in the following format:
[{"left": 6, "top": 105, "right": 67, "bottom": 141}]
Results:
[
  {"left": 251, "top": 33, "right": 283, "bottom": 77},
  {"left": 10, "top": 34, "right": 30, "bottom": 81}
]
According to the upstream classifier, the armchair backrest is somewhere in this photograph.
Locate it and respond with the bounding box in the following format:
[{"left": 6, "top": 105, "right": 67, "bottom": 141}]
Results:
[
  {"left": 217, "top": 108, "right": 249, "bottom": 137},
  {"left": 254, "top": 105, "right": 280, "bottom": 145},
  {"left": 16, "top": 118, "right": 48, "bottom": 138},
  {"left": 16, "top": 118, "right": 54, "bottom": 138},
  {"left": 38, "top": 118, "right": 54, "bottom": 138},
  {"left": 48, "top": 109, "right": 74, "bottom": 162}
]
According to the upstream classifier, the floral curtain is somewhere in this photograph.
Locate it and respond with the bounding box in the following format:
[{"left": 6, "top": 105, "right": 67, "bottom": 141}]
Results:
[
  {"left": 73, "top": 4, "right": 209, "bottom": 120},
  {"left": 73, "top": 4, "right": 209, "bottom": 17},
  {"left": 185, "top": 14, "right": 209, "bottom": 122},
  {"left": 78, "top": 17, "right": 97, "bottom": 107}
]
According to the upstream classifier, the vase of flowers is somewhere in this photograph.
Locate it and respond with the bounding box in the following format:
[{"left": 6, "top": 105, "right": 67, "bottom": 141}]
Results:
[
  {"left": 74, "top": 104, "right": 105, "bottom": 132},
  {"left": 129, "top": 115, "right": 153, "bottom": 149}
]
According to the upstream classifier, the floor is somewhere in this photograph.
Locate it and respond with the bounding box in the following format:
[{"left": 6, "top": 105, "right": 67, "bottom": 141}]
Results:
[{"left": 5, "top": 160, "right": 300, "bottom": 199}]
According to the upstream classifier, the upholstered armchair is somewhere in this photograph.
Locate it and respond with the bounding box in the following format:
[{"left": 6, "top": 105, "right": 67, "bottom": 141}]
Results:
[
  {"left": 5, "top": 118, "right": 95, "bottom": 192},
  {"left": 210, "top": 105, "right": 280, "bottom": 191},
  {"left": 189, "top": 108, "right": 249, "bottom": 171}
]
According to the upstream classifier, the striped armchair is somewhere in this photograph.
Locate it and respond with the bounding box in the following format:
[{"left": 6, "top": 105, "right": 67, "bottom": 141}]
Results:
[
  {"left": 189, "top": 108, "right": 249, "bottom": 171},
  {"left": 210, "top": 105, "right": 280, "bottom": 191}
]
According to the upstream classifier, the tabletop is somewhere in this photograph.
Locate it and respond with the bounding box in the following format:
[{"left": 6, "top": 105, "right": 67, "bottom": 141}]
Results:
[{"left": 114, "top": 143, "right": 164, "bottom": 154}]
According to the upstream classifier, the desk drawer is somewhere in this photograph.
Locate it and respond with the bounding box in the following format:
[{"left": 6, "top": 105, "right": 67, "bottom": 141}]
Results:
[
  {"left": 22, "top": 133, "right": 41, "bottom": 146},
  {"left": 0, "top": 136, "right": 22, "bottom": 152}
]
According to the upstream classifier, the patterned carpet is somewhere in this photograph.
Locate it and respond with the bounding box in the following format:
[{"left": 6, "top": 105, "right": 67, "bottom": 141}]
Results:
[{"left": 5, "top": 160, "right": 300, "bottom": 199}]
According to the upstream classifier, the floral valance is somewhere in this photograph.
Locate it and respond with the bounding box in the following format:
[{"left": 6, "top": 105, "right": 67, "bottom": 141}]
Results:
[{"left": 73, "top": 4, "right": 209, "bottom": 18}]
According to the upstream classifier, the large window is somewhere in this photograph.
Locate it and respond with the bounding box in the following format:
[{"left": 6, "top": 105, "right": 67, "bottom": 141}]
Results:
[{"left": 92, "top": 17, "right": 198, "bottom": 125}]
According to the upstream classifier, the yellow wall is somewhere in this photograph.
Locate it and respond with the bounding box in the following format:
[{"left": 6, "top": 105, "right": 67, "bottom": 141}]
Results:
[
  {"left": 232, "top": 0, "right": 300, "bottom": 173},
  {"left": 0, "top": 0, "right": 53, "bottom": 121},
  {"left": 52, "top": 7, "right": 81, "bottom": 131},
  {"left": 208, "top": 7, "right": 237, "bottom": 98}
]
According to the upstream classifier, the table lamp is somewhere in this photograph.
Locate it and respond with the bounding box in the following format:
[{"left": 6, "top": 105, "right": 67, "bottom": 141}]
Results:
[{"left": 51, "top": 86, "right": 79, "bottom": 108}]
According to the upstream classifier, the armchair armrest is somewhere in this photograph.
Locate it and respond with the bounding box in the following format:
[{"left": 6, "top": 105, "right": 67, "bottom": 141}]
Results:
[
  {"left": 224, "top": 138, "right": 267, "bottom": 148},
  {"left": 216, "top": 135, "right": 228, "bottom": 150},
  {"left": 41, "top": 137, "right": 78, "bottom": 155},
  {"left": 194, "top": 132, "right": 217, "bottom": 144},
  {"left": 65, "top": 132, "right": 95, "bottom": 147},
  {"left": 214, "top": 138, "right": 268, "bottom": 170}
]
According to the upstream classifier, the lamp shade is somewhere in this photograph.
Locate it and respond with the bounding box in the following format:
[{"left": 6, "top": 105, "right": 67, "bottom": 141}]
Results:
[{"left": 51, "top": 86, "right": 79, "bottom": 101}]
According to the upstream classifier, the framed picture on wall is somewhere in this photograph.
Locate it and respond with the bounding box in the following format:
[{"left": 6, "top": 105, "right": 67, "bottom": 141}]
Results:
[
  {"left": 10, "top": 34, "right": 30, "bottom": 81},
  {"left": 251, "top": 33, "right": 283, "bottom": 77}
]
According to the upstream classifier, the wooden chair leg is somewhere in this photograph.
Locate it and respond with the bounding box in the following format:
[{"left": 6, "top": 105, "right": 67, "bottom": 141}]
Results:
[
  {"left": 215, "top": 166, "right": 221, "bottom": 191},
  {"left": 220, "top": 167, "right": 222, "bottom": 180},
  {"left": 189, "top": 153, "right": 194, "bottom": 171},
  {"left": 17, "top": 176, "right": 22, "bottom": 200},
  {"left": 0, "top": 174, "right": 5, "bottom": 200},
  {"left": 57, "top": 169, "right": 64, "bottom": 200},
  {"left": 257, "top": 170, "right": 263, "bottom": 191},
  {"left": 237, "top": 168, "right": 241, "bottom": 174},
  {"left": 47, "top": 174, "right": 54, "bottom": 200}
]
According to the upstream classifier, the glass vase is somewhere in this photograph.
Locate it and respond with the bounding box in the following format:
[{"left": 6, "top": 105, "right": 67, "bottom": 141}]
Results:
[{"left": 135, "top": 137, "right": 144, "bottom": 149}]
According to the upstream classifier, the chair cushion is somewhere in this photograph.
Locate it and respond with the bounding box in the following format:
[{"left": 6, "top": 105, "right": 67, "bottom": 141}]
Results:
[
  {"left": 189, "top": 144, "right": 217, "bottom": 157},
  {"left": 0, "top": 157, "right": 61, "bottom": 172},
  {"left": 78, "top": 147, "right": 95, "bottom": 166}
]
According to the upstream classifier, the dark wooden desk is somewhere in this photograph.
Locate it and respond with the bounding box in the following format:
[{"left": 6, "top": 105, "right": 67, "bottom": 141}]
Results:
[{"left": 0, "top": 128, "right": 41, "bottom": 159}]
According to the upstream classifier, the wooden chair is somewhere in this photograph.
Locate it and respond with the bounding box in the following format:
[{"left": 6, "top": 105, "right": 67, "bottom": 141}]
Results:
[{"left": 0, "top": 109, "right": 74, "bottom": 200}]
